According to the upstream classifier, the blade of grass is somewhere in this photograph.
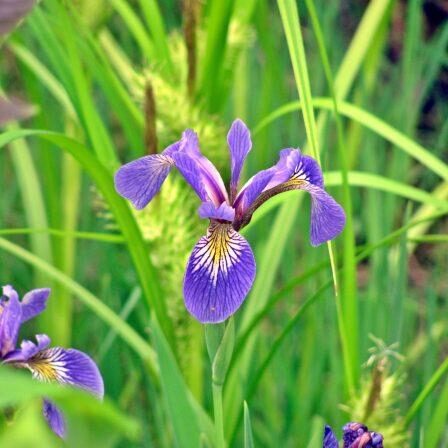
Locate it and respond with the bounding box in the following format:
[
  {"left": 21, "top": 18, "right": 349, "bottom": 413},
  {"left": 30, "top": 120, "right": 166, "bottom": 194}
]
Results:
[
  {"left": 0, "top": 237, "right": 157, "bottom": 376},
  {"left": 0, "top": 129, "right": 175, "bottom": 347}
]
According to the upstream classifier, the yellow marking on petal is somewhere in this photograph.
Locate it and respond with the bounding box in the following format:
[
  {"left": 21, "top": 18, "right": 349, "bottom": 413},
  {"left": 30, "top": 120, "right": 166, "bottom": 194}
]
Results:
[
  {"left": 192, "top": 223, "right": 245, "bottom": 286},
  {"left": 24, "top": 348, "right": 69, "bottom": 384}
]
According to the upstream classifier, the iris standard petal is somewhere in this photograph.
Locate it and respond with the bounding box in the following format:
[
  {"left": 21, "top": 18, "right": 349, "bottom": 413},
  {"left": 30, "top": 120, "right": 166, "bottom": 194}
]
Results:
[
  {"left": 20, "top": 288, "right": 50, "bottom": 323},
  {"left": 43, "top": 399, "right": 66, "bottom": 438},
  {"left": 3, "top": 334, "right": 51, "bottom": 362},
  {"left": 0, "top": 285, "right": 22, "bottom": 356},
  {"left": 227, "top": 119, "right": 252, "bottom": 197},
  {"left": 175, "top": 129, "right": 228, "bottom": 205},
  {"left": 26, "top": 347, "right": 104, "bottom": 398},
  {"left": 114, "top": 153, "right": 175, "bottom": 210},
  {"left": 198, "top": 201, "right": 235, "bottom": 222},
  {"left": 323, "top": 425, "right": 339, "bottom": 448},
  {"left": 183, "top": 222, "right": 256, "bottom": 323}
]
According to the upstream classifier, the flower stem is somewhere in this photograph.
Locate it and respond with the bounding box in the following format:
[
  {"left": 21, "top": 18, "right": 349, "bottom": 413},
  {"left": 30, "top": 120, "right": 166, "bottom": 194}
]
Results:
[{"left": 212, "top": 382, "right": 226, "bottom": 448}]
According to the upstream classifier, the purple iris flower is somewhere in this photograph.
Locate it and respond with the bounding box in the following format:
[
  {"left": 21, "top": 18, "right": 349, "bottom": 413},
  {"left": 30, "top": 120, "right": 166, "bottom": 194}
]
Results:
[
  {"left": 115, "top": 119, "right": 345, "bottom": 323},
  {"left": 0, "top": 285, "right": 104, "bottom": 438},
  {"left": 323, "top": 422, "right": 384, "bottom": 448}
]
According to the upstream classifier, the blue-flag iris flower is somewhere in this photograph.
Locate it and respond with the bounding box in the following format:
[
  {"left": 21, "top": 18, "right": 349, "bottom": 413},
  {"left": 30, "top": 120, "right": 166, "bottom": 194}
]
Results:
[
  {"left": 324, "top": 422, "right": 384, "bottom": 448},
  {"left": 115, "top": 119, "right": 345, "bottom": 323},
  {"left": 0, "top": 285, "right": 104, "bottom": 438}
]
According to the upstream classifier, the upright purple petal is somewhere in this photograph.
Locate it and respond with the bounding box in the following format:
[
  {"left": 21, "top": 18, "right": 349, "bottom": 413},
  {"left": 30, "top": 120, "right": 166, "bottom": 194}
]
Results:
[
  {"left": 183, "top": 222, "right": 256, "bottom": 323},
  {"left": 0, "top": 285, "right": 22, "bottom": 356},
  {"left": 27, "top": 348, "right": 104, "bottom": 398},
  {"left": 173, "top": 129, "right": 228, "bottom": 205},
  {"left": 323, "top": 425, "right": 339, "bottom": 448},
  {"left": 198, "top": 201, "right": 235, "bottom": 222},
  {"left": 227, "top": 119, "right": 252, "bottom": 197},
  {"left": 114, "top": 153, "right": 175, "bottom": 210},
  {"left": 43, "top": 399, "right": 66, "bottom": 439},
  {"left": 20, "top": 288, "right": 50, "bottom": 323},
  {"left": 3, "top": 333, "right": 51, "bottom": 362}
]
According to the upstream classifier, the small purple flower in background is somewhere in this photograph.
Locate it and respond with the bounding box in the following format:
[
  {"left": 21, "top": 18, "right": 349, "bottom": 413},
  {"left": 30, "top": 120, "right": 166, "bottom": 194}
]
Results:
[
  {"left": 0, "top": 285, "right": 104, "bottom": 438},
  {"left": 323, "top": 422, "right": 384, "bottom": 448},
  {"left": 115, "top": 119, "right": 345, "bottom": 323}
]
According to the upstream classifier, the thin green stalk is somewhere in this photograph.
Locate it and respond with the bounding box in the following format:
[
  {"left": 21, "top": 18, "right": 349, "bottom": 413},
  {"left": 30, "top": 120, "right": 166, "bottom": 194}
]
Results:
[
  {"left": 0, "top": 228, "right": 125, "bottom": 243},
  {"left": 405, "top": 357, "right": 448, "bottom": 427},
  {"left": 306, "top": 0, "right": 359, "bottom": 389},
  {"left": 213, "top": 383, "right": 225, "bottom": 448}
]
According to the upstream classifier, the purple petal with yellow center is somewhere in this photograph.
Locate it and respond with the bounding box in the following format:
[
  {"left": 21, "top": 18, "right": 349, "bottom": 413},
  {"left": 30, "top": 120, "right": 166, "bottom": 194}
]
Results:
[
  {"left": 323, "top": 425, "right": 339, "bottom": 448},
  {"left": 43, "top": 399, "right": 66, "bottom": 439},
  {"left": 198, "top": 201, "right": 235, "bottom": 222},
  {"left": 20, "top": 288, "right": 50, "bottom": 323},
  {"left": 0, "top": 285, "right": 22, "bottom": 357},
  {"left": 27, "top": 347, "right": 104, "bottom": 398},
  {"left": 183, "top": 222, "right": 256, "bottom": 323},
  {"left": 227, "top": 119, "right": 252, "bottom": 197},
  {"left": 174, "top": 130, "right": 228, "bottom": 205},
  {"left": 3, "top": 334, "right": 50, "bottom": 362}
]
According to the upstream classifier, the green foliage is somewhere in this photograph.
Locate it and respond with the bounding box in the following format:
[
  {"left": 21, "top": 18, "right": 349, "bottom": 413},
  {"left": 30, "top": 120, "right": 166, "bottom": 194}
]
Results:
[{"left": 1, "top": 0, "right": 447, "bottom": 446}]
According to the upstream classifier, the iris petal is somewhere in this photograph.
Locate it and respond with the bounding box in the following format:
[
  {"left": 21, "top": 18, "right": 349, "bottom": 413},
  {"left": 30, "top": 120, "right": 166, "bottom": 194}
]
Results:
[
  {"left": 323, "top": 425, "right": 339, "bottom": 448},
  {"left": 198, "top": 201, "right": 235, "bottom": 222},
  {"left": 184, "top": 223, "right": 256, "bottom": 323},
  {"left": 173, "top": 130, "right": 228, "bottom": 205},
  {"left": 27, "top": 348, "right": 104, "bottom": 398},
  {"left": 0, "top": 285, "right": 22, "bottom": 357},
  {"left": 43, "top": 400, "right": 66, "bottom": 438},
  {"left": 235, "top": 149, "right": 345, "bottom": 244},
  {"left": 20, "top": 288, "right": 50, "bottom": 323},
  {"left": 301, "top": 183, "right": 346, "bottom": 246},
  {"left": 227, "top": 119, "right": 252, "bottom": 197},
  {"left": 114, "top": 153, "right": 175, "bottom": 210},
  {"left": 3, "top": 334, "right": 51, "bottom": 362}
]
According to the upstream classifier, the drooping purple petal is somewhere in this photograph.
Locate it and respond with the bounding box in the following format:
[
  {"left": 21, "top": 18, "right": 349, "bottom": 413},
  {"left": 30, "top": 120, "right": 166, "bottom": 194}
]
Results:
[
  {"left": 323, "top": 425, "right": 339, "bottom": 448},
  {"left": 264, "top": 148, "right": 324, "bottom": 190},
  {"left": 302, "top": 183, "right": 346, "bottom": 246},
  {"left": 183, "top": 222, "right": 256, "bottom": 323},
  {"left": 27, "top": 348, "right": 104, "bottom": 398},
  {"left": 227, "top": 119, "right": 252, "bottom": 197},
  {"left": 173, "top": 129, "right": 228, "bottom": 205},
  {"left": 0, "top": 285, "right": 22, "bottom": 356},
  {"left": 20, "top": 288, "right": 50, "bottom": 323},
  {"left": 3, "top": 334, "right": 51, "bottom": 362},
  {"left": 369, "top": 432, "right": 384, "bottom": 447},
  {"left": 235, "top": 148, "right": 345, "bottom": 243},
  {"left": 114, "top": 152, "right": 175, "bottom": 210},
  {"left": 43, "top": 399, "right": 66, "bottom": 439},
  {"left": 198, "top": 201, "right": 235, "bottom": 222}
]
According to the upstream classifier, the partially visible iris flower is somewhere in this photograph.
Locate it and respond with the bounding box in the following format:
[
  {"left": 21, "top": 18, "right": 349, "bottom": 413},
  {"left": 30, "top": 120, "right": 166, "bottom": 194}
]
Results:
[
  {"left": 324, "top": 422, "right": 384, "bottom": 448},
  {"left": 115, "top": 119, "right": 345, "bottom": 323},
  {"left": 0, "top": 285, "right": 104, "bottom": 438}
]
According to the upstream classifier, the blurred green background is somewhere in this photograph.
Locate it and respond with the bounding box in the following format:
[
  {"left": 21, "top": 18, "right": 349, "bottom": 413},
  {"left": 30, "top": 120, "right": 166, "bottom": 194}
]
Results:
[{"left": 0, "top": 0, "right": 447, "bottom": 446}]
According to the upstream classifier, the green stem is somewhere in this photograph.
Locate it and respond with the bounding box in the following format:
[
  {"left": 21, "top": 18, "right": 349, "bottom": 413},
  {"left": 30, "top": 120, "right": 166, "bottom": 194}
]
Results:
[
  {"left": 404, "top": 357, "right": 448, "bottom": 427},
  {"left": 212, "top": 382, "right": 225, "bottom": 448}
]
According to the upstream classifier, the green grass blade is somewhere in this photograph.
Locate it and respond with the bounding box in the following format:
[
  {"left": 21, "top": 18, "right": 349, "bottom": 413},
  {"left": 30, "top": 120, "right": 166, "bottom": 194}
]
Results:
[
  {"left": 0, "top": 129, "right": 175, "bottom": 348},
  {"left": 0, "top": 237, "right": 157, "bottom": 375}
]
